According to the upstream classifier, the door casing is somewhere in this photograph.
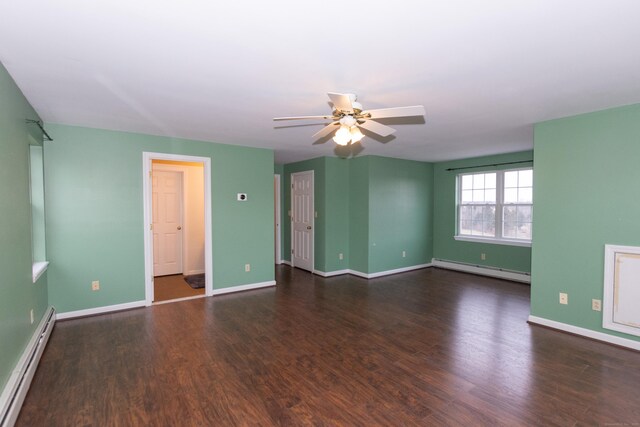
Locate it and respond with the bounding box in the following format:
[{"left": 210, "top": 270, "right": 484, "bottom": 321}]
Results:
[{"left": 143, "top": 152, "right": 212, "bottom": 305}]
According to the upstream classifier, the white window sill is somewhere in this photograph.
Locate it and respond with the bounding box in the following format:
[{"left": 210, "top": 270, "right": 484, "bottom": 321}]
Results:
[
  {"left": 32, "top": 261, "right": 49, "bottom": 283},
  {"left": 454, "top": 235, "right": 532, "bottom": 248}
]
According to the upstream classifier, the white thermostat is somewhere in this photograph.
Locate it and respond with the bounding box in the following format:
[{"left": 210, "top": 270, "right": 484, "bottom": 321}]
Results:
[{"left": 237, "top": 193, "right": 247, "bottom": 201}]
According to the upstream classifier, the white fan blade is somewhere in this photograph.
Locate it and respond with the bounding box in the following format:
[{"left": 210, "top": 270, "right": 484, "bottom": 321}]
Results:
[
  {"left": 274, "top": 115, "right": 335, "bottom": 121},
  {"left": 363, "top": 105, "right": 425, "bottom": 119},
  {"left": 312, "top": 122, "right": 339, "bottom": 139},
  {"left": 327, "top": 92, "right": 353, "bottom": 113},
  {"left": 358, "top": 120, "right": 396, "bottom": 137}
]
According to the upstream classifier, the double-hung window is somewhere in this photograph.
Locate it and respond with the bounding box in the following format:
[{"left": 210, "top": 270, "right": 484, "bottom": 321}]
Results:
[{"left": 456, "top": 168, "right": 533, "bottom": 246}]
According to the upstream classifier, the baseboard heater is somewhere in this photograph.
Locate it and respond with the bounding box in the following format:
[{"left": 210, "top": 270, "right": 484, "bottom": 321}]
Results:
[
  {"left": 0, "top": 306, "right": 55, "bottom": 427},
  {"left": 431, "top": 258, "right": 531, "bottom": 283}
]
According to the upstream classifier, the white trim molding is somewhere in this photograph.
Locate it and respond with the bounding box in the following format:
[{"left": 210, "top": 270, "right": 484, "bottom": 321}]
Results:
[
  {"left": 349, "top": 263, "right": 432, "bottom": 279},
  {"left": 281, "top": 260, "right": 292, "bottom": 267},
  {"left": 212, "top": 280, "right": 276, "bottom": 296},
  {"left": 31, "top": 261, "right": 49, "bottom": 283},
  {"left": 432, "top": 259, "right": 530, "bottom": 283},
  {"left": 314, "top": 269, "right": 350, "bottom": 277},
  {"left": 528, "top": 315, "right": 640, "bottom": 352},
  {"left": 1, "top": 306, "right": 55, "bottom": 427},
  {"left": 56, "top": 300, "right": 146, "bottom": 320},
  {"left": 153, "top": 295, "right": 206, "bottom": 305},
  {"left": 454, "top": 235, "right": 532, "bottom": 248},
  {"left": 142, "top": 152, "right": 214, "bottom": 304}
]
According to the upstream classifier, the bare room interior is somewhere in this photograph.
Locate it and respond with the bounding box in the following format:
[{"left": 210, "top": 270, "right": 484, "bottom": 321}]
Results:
[{"left": 2, "top": 1, "right": 640, "bottom": 425}]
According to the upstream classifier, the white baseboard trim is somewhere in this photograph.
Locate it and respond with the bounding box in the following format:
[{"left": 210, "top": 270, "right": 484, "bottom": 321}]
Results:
[
  {"left": 349, "top": 263, "right": 432, "bottom": 279},
  {"left": 432, "top": 259, "right": 530, "bottom": 283},
  {"left": 184, "top": 269, "right": 205, "bottom": 276},
  {"left": 153, "top": 295, "right": 206, "bottom": 305},
  {"left": 1, "top": 306, "right": 55, "bottom": 427},
  {"left": 212, "top": 280, "right": 276, "bottom": 296},
  {"left": 281, "top": 260, "right": 292, "bottom": 267},
  {"left": 528, "top": 315, "right": 640, "bottom": 352},
  {"left": 56, "top": 300, "right": 146, "bottom": 320},
  {"left": 314, "top": 269, "right": 350, "bottom": 277}
]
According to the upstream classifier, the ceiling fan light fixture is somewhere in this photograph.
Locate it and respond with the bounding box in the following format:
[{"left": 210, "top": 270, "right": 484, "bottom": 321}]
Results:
[
  {"left": 350, "top": 126, "right": 364, "bottom": 143},
  {"left": 333, "top": 125, "right": 351, "bottom": 146}
]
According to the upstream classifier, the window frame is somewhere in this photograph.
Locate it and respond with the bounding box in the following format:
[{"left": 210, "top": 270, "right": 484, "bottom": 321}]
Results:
[{"left": 455, "top": 167, "right": 533, "bottom": 247}]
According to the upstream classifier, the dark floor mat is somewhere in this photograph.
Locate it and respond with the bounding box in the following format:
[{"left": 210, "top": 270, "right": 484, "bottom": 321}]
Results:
[{"left": 184, "top": 274, "right": 205, "bottom": 289}]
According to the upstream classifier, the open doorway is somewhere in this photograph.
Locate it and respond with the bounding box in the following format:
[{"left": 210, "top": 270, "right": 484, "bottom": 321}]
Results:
[{"left": 143, "top": 152, "right": 213, "bottom": 305}]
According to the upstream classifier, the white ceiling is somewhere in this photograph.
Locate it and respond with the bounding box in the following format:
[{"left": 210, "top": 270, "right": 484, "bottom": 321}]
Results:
[{"left": 2, "top": 1, "right": 640, "bottom": 164}]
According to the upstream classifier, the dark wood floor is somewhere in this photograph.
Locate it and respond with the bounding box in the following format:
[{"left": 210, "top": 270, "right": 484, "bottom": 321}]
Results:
[{"left": 17, "top": 266, "right": 640, "bottom": 426}]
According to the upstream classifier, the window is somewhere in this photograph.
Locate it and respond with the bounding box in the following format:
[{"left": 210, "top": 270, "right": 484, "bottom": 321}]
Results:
[
  {"left": 30, "top": 145, "right": 48, "bottom": 282},
  {"left": 456, "top": 168, "right": 533, "bottom": 246}
]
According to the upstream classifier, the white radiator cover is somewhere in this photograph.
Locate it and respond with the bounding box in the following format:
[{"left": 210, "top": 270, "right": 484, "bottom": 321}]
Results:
[
  {"left": 0, "top": 306, "right": 55, "bottom": 427},
  {"left": 603, "top": 244, "right": 640, "bottom": 337}
]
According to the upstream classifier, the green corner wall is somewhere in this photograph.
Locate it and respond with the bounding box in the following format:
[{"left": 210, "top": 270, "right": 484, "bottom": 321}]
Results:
[
  {"left": 0, "top": 63, "right": 49, "bottom": 393},
  {"left": 531, "top": 104, "right": 640, "bottom": 342},
  {"left": 283, "top": 155, "right": 433, "bottom": 275},
  {"left": 45, "top": 124, "right": 275, "bottom": 313},
  {"left": 433, "top": 151, "right": 534, "bottom": 272}
]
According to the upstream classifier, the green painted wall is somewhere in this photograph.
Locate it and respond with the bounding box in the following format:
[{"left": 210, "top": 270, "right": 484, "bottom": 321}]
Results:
[
  {"left": 323, "top": 157, "right": 350, "bottom": 272},
  {"left": 433, "top": 151, "right": 533, "bottom": 272},
  {"left": 348, "top": 157, "right": 370, "bottom": 273},
  {"left": 531, "top": 104, "right": 640, "bottom": 342},
  {"left": 367, "top": 156, "right": 433, "bottom": 274},
  {"left": 0, "top": 63, "right": 49, "bottom": 392},
  {"left": 45, "top": 124, "right": 274, "bottom": 313},
  {"left": 283, "top": 155, "right": 433, "bottom": 275}
]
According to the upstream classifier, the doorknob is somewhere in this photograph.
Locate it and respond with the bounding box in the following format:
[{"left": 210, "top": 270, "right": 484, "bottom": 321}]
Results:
[
  {"left": 306, "top": 226, "right": 312, "bottom": 230},
  {"left": 177, "top": 226, "right": 182, "bottom": 230}
]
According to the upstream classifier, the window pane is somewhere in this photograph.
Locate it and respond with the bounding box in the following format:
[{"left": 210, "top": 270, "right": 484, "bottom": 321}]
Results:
[
  {"left": 503, "top": 221, "right": 517, "bottom": 238},
  {"left": 461, "top": 190, "right": 473, "bottom": 203},
  {"left": 516, "top": 222, "right": 532, "bottom": 240},
  {"left": 504, "top": 188, "right": 517, "bottom": 203},
  {"left": 460, "top": 219, "right": 472, "bottom": 235},
  {"left": 471, "top": 221, "right": 484, "bottom": 236},
  {"left": 485, "top": 173, "right": 496, "bottom": 189},
  {"left": 472, "top": 189, "right": 485, "bottom": 202},
  {"left": 473, "top": 174, "right": 485, "bottom": 189},
  {"left": 472, "top": 206, "right": 484, "bottom": 221},
  {"left": 485, "top": 189, "right": 496, "bottom": 203},
  {"left": 518, "top": 187, "right": 533, "bottom": 203},
  {"left": 503, "top": 205, "right": 516, "bottom": 223},
  {"left": 504, "top": 171, "right": 518, "bottom": 188},
  {"left": 517, "top": 205, "right": 532, "bottom": 222},
  {"left": 459, "top": 205, "right": 472, "bottom": 220},
  {"left": 483, "top": 219, "right": 495, "bottom": 237},
  {"left": 519, "top": 169, "right": 533, "bottom": 187},
  {"left": 484, "top": 206, "right": 495, "bottom": 223},
  {"left": 461, "top": 175, "right": 473, "bottom": 190}
]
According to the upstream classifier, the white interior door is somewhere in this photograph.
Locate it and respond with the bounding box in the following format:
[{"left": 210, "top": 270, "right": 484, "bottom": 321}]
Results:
[
  {"left": 291, "top": 171, "right": 314, "bottom": 272},
  {"left": 153, "top": 170, "right": 183, "bottom": 276}
]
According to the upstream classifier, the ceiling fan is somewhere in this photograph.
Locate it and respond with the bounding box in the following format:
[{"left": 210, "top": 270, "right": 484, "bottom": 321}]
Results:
[{"left": 274, "top": 93, "right": 425, "bottom": 146}]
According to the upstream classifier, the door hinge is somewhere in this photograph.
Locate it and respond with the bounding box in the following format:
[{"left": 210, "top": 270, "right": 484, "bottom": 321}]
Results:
[
  {"left": 291, "top": 184, "right": 294, "bottom": 189},
  {"left": 291, "top": 249, "right": 294, "bottom": 254},
  {"left": 149, "top": 171, "right": 152, "bottom": 178},
  {"left": 150, "top": 223, "right": 153, "bottom": 230}
]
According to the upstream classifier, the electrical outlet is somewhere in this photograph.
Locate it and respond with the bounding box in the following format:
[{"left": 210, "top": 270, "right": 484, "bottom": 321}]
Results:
[
  {"left": 92, "top": 280, "right": 100, "bottom": 291},
  {"left": 30, "top": 309, "right": 34, "bottom": 324},
  {"left": 481, "top": 253, "right": 486, "bottom": 260},
  {"left": 245, "top": 264, "right": 251, "bottom": 272},
  {"left": 402, "top": 250, "right": 406, "bottom": 258},
  {"left": 559, "top": 292, "right": 568, "bottom": 305},
  {"left": 592, "top": 299, "right": 602, "bottom": 311},
  {"left": 339, "top": 253, "right": 343, "bottom": 260}
]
